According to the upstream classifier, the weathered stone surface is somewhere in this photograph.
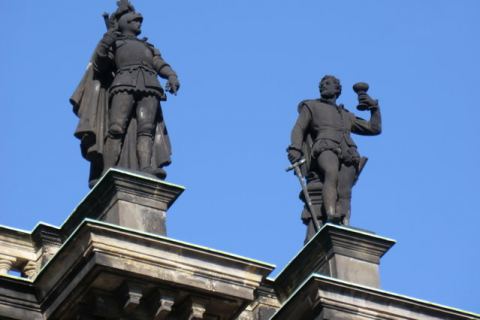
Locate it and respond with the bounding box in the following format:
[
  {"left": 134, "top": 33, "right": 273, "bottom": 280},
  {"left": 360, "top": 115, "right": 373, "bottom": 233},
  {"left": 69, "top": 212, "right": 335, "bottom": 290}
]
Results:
[
  {"left": 0, "top": 277, "right": 42, "bottom": 319},
  {"left": 1, "top": 171, "right": 479, "bottom": 319},
  {"left": 274, "top": 223, "right": 395, "bottom": 302},
  {"left": 62, "top": 168, "right": 185, "bottom": 236},
  {"left": 0, "top": 223, "right": 62, "bottom": 281},
  {"left": 0, "top": 227, "right": 37, "bottom": 277},
  {"left": 0, "top": 169, "right": 182, "bottom": 284},
  {"left": 30, "top": 220, "right": 274, "bottom": 319},
  {"left": 0, "top": 171, "right": 277, "bottom": 319},
  {"left": 31, "top": 224, "right": 64, "bottom": 269},
  {"left": 1, "top": 217, "right": 479, "bottom": 320},
  {"left": 271, "top": 274, "right": 480, "bottom": 320},
  {"left": 152, "top": 289, "right": 175, "bottom": 320},
  {"left": 120, "top": 281, "right": 144, "bottom": 314},
  {"left": 237, "top": 279, "right": 281, "bottom": 320}
]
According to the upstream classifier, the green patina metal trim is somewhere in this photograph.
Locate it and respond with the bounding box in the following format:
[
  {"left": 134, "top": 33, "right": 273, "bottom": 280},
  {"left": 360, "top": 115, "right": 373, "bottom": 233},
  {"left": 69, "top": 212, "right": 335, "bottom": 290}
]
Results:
[
  {"left": 0, "top": 221, "right": 61, "bottom": 235},
  {"left": 316, "top": 223, "right": 396, "bottom": 243},
  {"left": 98, "top": 167, "right": 186, "bottom": 190},
  {"left": 0, "top": 224, "right": 32, "bottom": 234},
  {"left": 33, "top": 221, "right": 61, "bottom": 230}
]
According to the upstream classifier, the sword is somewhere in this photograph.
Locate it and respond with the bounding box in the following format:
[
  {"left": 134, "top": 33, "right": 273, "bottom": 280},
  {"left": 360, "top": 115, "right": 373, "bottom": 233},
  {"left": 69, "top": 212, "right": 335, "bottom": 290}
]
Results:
[{"left": 286, "top": 159, "right": 321, "bottom": 232}]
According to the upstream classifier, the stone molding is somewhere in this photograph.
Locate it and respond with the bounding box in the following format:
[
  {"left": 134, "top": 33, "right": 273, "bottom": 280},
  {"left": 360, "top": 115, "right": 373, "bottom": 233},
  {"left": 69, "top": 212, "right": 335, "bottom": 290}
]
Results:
[
  {"left": 0, "top": 224, "right": 61, "bottom": 279},
  {"left": 31, "top": 219, "right": 274, "bottom": 319},
  {"left": 271, "top": 274, "right": 480, "bottom": 320}
]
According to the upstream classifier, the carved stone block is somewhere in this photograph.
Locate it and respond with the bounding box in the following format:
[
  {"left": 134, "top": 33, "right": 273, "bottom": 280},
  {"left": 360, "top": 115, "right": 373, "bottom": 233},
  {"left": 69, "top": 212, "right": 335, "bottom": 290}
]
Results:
[
  {"left": 274, "top": 223, "right": 395, "bottom": 302},
  {"left": 62, "top": 168, "right": 185, "bottom": 236}
]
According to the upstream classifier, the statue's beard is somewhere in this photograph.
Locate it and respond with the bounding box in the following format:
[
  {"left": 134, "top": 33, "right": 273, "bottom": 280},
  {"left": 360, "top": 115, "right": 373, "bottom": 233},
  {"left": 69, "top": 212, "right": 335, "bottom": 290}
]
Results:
[{"left": 321, "top": 91, "right": 336, "bottom": 99}]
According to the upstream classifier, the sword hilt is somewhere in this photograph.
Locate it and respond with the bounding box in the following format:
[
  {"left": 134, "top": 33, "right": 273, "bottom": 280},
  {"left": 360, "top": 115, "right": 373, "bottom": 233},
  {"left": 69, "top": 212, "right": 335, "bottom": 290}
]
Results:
[{"left": 286, "top": 158, "right": 306, "bottom": 172}]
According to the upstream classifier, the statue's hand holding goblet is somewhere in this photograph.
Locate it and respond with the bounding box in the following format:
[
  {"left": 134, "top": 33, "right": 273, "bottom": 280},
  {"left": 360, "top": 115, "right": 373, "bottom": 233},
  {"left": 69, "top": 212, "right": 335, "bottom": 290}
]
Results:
[
  {"left": 358, "top": 94, "right": 379, "bottom": 111},
  {"left": 353, "top": 82, "right": 378, "bottom": 111}
]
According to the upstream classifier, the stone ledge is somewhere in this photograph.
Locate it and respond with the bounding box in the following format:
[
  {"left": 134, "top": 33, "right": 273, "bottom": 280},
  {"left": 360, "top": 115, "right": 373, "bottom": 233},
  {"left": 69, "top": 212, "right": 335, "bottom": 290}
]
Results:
[
  {"left": 32, "top": 219, "right": 274, "bottom": 318},
  {"left": 271, "top": 274, "right": 480, "bottom": 320}
]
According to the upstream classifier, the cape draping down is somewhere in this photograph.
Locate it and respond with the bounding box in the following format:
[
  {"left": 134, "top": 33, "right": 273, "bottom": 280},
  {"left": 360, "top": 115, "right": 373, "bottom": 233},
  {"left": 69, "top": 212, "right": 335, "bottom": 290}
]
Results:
[{"left": 70, "top": 62, "right": 172, "bottom": 187}]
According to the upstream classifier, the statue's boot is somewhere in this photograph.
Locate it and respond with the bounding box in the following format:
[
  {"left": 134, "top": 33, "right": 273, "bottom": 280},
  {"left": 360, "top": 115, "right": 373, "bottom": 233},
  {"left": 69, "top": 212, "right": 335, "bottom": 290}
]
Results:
[
  {"left": 103, "top": 135, "right": 123, "bottom": 172},
  {"left": 138, "top": 134, "right": 153, "bottom": 171},
  {"left": 325, "top": 204, "right": 342, "bottom": 224},
  {"left": 137, "top": 135, "right": 166, "bottom": 179},
  {"left": 152, "top": 168, "right": 167, "bottom": 179},
  {"left": 324, "top": 189, "right": 342, "bottom": 224},
  {"left": 336, "top": 198, "right": 351, "bottom": 225}
]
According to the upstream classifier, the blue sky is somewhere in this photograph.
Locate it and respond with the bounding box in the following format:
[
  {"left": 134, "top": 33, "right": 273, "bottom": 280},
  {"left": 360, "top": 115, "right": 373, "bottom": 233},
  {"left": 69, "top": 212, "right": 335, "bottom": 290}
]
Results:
[{"left": 1, "top": 0, "right": 479, "bottom": 314}]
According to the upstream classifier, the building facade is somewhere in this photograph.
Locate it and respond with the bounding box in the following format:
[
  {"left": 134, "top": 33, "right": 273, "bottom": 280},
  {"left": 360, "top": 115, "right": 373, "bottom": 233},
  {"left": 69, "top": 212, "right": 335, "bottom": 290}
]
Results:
[{"left": 0, "top": 170, "right": 478, "bottom": 320}]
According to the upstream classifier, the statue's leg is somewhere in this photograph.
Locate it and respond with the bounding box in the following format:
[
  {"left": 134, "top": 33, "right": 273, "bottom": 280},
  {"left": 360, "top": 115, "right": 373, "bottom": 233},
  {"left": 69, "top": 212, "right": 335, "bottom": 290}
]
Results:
[
  {"left": 136, "top": 94, "right": 158, "bottom": 171},
  {"left": 337, "top": 163, "right": 356, "bottom": 225},
  {"left": 316, "top": 150, "right": 340, "bottom": 221},
  {"left": 104, "top": 92, "right": 135, "bottom": 171}
]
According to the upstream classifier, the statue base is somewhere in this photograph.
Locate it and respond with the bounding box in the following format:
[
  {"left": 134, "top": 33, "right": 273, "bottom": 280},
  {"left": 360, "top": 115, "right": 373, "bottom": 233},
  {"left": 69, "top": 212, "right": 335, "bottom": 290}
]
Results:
[
  {"left": 274, "top": 223, "right": 395, "bottom": 302},
  {"left": 63, "top": 168, "right": 185, "bottom": 236}
]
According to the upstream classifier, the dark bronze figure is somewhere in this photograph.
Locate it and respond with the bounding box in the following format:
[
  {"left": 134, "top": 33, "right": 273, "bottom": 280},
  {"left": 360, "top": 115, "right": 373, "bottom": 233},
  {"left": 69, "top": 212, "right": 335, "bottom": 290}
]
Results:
[
  {"left": 71, "top": 0, "right": 180, "bottom": 187},
  {"left": 287, "top": 75, "right": 382, "bottom": 242}
]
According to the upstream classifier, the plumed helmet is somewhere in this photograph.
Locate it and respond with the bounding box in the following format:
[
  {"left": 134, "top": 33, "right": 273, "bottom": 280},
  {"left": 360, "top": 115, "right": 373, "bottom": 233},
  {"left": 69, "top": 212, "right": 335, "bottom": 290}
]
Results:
[
  {"left": 109, "top": 0, "right": 143, "bottom": 27},
  {"left": 113, "top": 0, "right": 135, "bottom": 20}
]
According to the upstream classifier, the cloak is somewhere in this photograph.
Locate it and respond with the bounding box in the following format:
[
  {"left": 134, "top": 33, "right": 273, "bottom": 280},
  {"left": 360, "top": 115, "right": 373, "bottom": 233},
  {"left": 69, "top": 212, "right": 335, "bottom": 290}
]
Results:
[{"left": 70, "top": 60, "right": 172, "bottom": 187}]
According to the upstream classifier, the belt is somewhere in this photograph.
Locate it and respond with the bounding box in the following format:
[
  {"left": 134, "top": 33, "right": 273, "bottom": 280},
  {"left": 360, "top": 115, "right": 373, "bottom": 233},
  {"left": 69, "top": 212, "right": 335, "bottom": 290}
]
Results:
[{"left": 116, "top": 64, "right": 156, "bottom": 74}]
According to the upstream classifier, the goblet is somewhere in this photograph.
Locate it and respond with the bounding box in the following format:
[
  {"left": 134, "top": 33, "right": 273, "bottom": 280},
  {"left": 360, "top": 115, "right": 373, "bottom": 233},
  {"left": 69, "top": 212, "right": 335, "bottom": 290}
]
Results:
[{"left": 353, "top": 82, "right": 370, "bottom": 111}]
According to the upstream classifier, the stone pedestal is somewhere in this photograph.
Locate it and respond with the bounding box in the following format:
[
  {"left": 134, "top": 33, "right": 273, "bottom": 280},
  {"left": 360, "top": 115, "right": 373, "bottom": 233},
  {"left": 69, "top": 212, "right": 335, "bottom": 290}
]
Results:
[
  {"left": 274, "top": 223, "right": 395, "bottom": 302},
  {"left": 271, "top": 225, "right": 480, "bottom": 319},
  {"left": 63, "top": 168, "right": 184, "bottom": 236}
]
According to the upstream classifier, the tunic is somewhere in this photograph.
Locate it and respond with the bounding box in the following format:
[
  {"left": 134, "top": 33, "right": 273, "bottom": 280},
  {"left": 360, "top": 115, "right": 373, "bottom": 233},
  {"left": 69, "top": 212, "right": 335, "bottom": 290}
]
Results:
[{"left": 290, "top": 99, "right": 381, "bottom": 165}]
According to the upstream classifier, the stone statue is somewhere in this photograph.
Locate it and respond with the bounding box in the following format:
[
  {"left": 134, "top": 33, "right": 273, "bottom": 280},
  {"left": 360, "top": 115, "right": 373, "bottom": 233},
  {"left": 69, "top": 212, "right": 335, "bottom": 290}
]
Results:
[
  {"left": 287, "top": 75, "right": 382, "bottom": 242},
  {"left": 70, "top": 0, "right": 180, "bottom": 188}
]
